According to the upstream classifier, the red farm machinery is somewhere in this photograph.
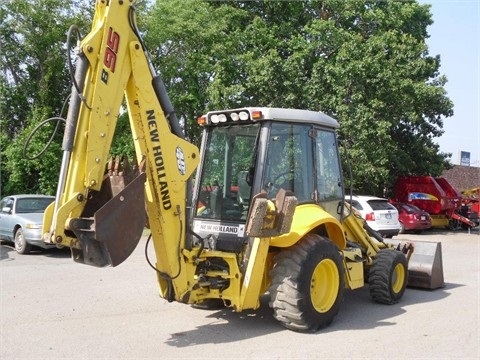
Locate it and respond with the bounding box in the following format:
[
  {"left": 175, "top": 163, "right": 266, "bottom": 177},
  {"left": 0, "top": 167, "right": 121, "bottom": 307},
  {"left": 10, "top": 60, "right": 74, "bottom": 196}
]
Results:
[{"left": 395, "top": 176, "right": 479, "bottom": 230}]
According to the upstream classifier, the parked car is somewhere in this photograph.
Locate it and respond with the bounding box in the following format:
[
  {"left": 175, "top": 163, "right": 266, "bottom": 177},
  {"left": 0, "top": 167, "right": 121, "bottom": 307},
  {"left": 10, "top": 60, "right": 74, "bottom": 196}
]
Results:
[
  {"left": 345, "top": 195, "right": 401, "bottom": 238},
  {"left": 392, "top": 202, "right": 432, "bottom": 233},
  {"left": 0, "top": 194, "right": 55, "bottom": 254}
]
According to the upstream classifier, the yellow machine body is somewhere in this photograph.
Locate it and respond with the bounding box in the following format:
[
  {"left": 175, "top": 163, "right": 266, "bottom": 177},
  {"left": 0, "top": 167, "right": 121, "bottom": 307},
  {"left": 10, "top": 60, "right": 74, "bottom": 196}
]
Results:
[{"left": 42, "top": 0, "right": 443, "bottom": 332}]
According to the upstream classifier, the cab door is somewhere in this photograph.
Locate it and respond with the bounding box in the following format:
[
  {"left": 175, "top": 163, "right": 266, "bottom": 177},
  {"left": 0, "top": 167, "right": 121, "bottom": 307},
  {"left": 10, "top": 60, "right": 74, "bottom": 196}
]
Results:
[
  {"left": 0, "top": 197, "right": 14, "bottom": 240},
  {"left": 313, "top": 128, "right": 344, "bottom": 221}
]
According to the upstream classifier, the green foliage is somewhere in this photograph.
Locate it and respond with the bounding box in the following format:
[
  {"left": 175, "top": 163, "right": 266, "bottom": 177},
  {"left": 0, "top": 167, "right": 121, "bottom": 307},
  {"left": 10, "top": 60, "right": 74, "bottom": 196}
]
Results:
[
  {"left": 143, "top": 0, "right": 452, "bottom": 195},
  {"left": 143, "top": 0, "right": 247, "bottom": 144},
  {"left": 2, "top": 107, "right": 63, "bottom": 195},
  {"left": 1, "top": 0, "right": 454, "bottom": 197},
  {"left": 110, "top": 111, "right": 135, "bottom": 159},
  {"left": 0, "top": 0, "right": 91, "bottom": 196},
  {"left": 303, "top": 0, "right": 453, "bottom": 194}
]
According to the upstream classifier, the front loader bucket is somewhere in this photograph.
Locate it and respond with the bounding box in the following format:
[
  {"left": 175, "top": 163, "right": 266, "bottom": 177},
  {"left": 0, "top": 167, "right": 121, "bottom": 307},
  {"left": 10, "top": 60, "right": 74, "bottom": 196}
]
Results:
[
  {"left": 386, "top": 240, "right": 445, "bottom": 290},
  {"left": 406, "top": 241, "right": 445, "bottom": 289}
]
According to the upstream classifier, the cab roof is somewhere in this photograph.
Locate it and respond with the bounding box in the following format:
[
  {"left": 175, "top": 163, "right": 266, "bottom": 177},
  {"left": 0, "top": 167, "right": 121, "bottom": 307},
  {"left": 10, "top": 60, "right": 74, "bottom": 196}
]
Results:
[{"left": 204, "top": 107, "right": 339, "bottom": 129}]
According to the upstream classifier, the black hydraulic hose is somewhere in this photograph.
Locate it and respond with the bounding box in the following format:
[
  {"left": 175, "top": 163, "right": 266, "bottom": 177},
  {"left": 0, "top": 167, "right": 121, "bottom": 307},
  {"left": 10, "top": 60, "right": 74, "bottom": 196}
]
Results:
[
  {"left": 144, "top": 230, "right": 181, "bottom": 303},
  {"left": 66, "top": 25, "right": 83, "bottom": 98},
  {"left": 23, "top": 117, "right": 66, "bottom": 160},
  {"left": 127, "top": 3, "right": 185, "bottom": 139},
  {"left": 341, "top": 138, "right": 354, "bottom": 219},
  {"left": 23, "top": 93, "right": 70, "bottom": 160},
  {"left": 363, "top": 222, "right": 384, "bottom": 243},
  {"left": 23, "top": 24, "right": 84, "bottom": 160},
  {"left": 144, "top": 211, "right": 184, "bottom": 283},
  {"left": 128, "top": 4, "right": 145, "bottom": 51}
]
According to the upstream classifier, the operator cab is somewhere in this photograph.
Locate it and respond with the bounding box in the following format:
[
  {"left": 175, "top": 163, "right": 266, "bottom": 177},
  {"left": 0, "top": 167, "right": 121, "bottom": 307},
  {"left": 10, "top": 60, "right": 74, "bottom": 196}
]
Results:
[{"left": 191, "top": 108, "right": 344, "bottom": 252}]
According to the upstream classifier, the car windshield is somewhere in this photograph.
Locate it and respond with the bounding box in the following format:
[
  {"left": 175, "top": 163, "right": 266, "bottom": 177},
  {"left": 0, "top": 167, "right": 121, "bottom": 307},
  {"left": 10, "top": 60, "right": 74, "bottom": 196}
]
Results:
[
  {"left": 345, "top": 199, "right": 363, "bottom": 210},
  {"left": 368, "top": 200, "right": 396, "bottom": 211},
  {"left": 402, "top": 203, "right": 421, "bottom": 213},
  {"left": 15, "top": 198, "right": 53, "bottom": 213}
]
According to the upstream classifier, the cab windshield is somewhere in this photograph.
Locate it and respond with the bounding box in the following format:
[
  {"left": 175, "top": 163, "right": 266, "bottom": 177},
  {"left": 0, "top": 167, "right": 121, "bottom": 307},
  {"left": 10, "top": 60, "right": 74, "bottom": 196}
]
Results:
[{"left": 196, "top": 123, "right": 260, "bottom": 221}]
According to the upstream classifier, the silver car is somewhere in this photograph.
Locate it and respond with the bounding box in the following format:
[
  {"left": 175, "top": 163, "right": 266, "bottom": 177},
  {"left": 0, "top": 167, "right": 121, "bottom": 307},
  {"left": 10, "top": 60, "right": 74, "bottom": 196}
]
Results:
[{"left": 0, "top": 194, "right": 55, "bottom": 254}]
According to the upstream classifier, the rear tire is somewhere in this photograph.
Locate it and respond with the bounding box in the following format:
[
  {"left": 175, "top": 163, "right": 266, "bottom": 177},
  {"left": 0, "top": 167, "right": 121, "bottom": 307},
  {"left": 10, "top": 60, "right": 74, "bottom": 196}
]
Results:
[
  {"left": 448, "top": 219, "right": 460, "bottom": 231},
  {"left": 368, "top": 249, "right": 407, "bottom": 304},
  {"left": 14, "top": 228, "right": 32, "bottom": 254},
  {"left": 269, "top": 234, "right": 344, "bottom": 332}
]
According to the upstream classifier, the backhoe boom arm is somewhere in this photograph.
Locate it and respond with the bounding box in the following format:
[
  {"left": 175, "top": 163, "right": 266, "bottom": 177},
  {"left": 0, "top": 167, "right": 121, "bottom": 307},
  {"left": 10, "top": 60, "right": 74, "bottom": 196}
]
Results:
[{"left": 42, "top": 0, "right": 199, "bottom": 278}]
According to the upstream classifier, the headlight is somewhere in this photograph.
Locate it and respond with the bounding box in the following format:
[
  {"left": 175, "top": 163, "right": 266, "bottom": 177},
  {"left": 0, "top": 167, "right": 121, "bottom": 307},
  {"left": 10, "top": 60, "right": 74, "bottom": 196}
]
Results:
[
  {"left": 26, "top": 223, "right": 42, "bottom": 229},
  {"left": 202, "top": 109, "right": 257, "bottom": 125},
  {"left": 211, "top": 114, "right": 220, "bottom": 124},
  {"left": 239, "top": 111, "right": 249, "bottom": 120}
]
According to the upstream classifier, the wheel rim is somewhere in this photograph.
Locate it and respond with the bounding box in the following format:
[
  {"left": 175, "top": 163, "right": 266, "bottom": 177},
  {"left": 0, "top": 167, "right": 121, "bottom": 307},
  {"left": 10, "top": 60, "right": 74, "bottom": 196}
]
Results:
[
  {"left": 391, "top": 263, "right": 406, "bottom": 294},
  {"left": 310, "top": 258, "right": 339, "bottom": 313},
  {"left": 15, "top": 232, "right": 24, "bottom": 251}
]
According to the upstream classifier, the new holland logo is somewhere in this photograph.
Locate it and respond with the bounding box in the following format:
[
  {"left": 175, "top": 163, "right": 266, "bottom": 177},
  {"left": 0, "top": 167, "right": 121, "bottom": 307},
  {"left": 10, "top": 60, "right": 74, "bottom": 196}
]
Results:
[
  {"left": 147, "top": 109, "right": 171, "bottom": 210},
  {"left": 176, "top": 146, "right": 186, "bottom": 175}
]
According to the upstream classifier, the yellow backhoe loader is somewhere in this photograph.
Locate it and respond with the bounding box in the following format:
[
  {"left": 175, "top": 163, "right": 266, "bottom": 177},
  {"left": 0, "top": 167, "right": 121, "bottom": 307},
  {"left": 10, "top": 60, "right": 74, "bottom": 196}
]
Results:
[{"left": 42, "top": 0, "right": 444, "bottom": 332}]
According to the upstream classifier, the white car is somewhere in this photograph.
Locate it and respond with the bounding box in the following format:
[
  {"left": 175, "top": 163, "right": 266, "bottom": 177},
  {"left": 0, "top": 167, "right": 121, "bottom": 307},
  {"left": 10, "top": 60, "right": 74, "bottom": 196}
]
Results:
[{"left": 345, "top": 195, "right": 401, "bottom": 238}]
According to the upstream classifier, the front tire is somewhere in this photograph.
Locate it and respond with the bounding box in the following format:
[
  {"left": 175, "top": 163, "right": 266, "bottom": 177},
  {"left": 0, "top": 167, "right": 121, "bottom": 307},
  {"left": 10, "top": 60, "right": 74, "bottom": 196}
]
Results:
[
  {"left": 269, "top": 234, "right": 344, "bottom": 332},
  {"left": 368, "top": 249, "right": 408, "bottom": 304},
  {"left": 14, "top": 228, "right": 32, "bottom": 254}
]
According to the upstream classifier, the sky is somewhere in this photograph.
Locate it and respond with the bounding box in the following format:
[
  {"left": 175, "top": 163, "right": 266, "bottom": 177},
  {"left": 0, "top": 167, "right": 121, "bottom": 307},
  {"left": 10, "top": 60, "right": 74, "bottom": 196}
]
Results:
[{"left": 421, "top": 0, "right": 480, "bottom": 166}]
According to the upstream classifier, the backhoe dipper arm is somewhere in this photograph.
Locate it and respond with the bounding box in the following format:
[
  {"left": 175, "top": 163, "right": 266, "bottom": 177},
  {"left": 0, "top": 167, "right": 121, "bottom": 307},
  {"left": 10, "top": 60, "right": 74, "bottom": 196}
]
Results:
[{"left": 42, "top": 0, "right": 199, "bottom": 280}]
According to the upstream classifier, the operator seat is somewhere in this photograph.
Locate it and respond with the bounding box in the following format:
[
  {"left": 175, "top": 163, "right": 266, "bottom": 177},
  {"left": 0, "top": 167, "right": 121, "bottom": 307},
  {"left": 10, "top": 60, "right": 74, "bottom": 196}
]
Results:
[{"left": 237, "top": 171, "right": 251, "bottom": 205}]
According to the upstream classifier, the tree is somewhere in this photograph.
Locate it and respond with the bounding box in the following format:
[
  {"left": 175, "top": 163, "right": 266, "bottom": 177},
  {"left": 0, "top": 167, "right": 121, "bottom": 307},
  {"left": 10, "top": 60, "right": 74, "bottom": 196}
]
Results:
[
  {"left": 0, "top": 0, "right": 91, "bottom": 195},
  {"left": 1, "top": 0, "right": 453, "bottom": 197},
  {"left": 143, "top": 0, "right": 250, "bottom": 144},
  {"left": 143, "top": 0, "right": 452, "bottom": 195},
  {"left": 295, "top": 0, "right": 453, "bottom": 195}
]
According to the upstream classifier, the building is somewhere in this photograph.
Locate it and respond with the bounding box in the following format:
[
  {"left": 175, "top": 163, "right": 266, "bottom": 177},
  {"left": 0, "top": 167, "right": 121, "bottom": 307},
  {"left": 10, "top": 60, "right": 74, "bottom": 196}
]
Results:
[{"left": 441, "top": 165, "right": 480, "bottom": 192}]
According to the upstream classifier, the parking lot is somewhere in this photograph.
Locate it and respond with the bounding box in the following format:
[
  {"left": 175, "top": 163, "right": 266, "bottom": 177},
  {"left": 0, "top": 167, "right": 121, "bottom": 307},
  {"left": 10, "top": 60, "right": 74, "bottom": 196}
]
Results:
[{"left": 1, "top": 229, "right": 479, "bottom": 359}]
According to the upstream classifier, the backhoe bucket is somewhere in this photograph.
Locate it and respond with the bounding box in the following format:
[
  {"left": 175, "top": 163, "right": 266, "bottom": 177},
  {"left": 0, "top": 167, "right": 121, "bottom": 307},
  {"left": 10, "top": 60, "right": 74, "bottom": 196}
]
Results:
[
  {"left": 70, "top": 172, "right": 146, "bottom": 267},
  {"left": 386, "top": 240, "right": 445, "bottom": 290},
  {"left": 93, "top": 172, "right": 146, "bottom": 266}
]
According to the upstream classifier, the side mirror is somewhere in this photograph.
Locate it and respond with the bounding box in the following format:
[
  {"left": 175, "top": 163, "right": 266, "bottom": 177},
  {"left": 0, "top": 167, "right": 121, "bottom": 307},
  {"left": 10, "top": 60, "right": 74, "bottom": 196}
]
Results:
[
  {"left": 1, "top": 207, "right": 12, "bottom": 214},
  {"left": 246, "top": 188, "right": 297, "bottom": 238}
]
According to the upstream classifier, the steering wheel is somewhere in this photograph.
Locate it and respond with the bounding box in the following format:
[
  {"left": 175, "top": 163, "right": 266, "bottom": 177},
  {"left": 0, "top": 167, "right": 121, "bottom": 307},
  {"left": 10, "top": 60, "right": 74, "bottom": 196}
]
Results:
[
  {"left": 267, "top": 170, "right": 296, "bottom": 195},
  {"left": 273, "top": 170, "right": 295, "bottom": 184}
]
